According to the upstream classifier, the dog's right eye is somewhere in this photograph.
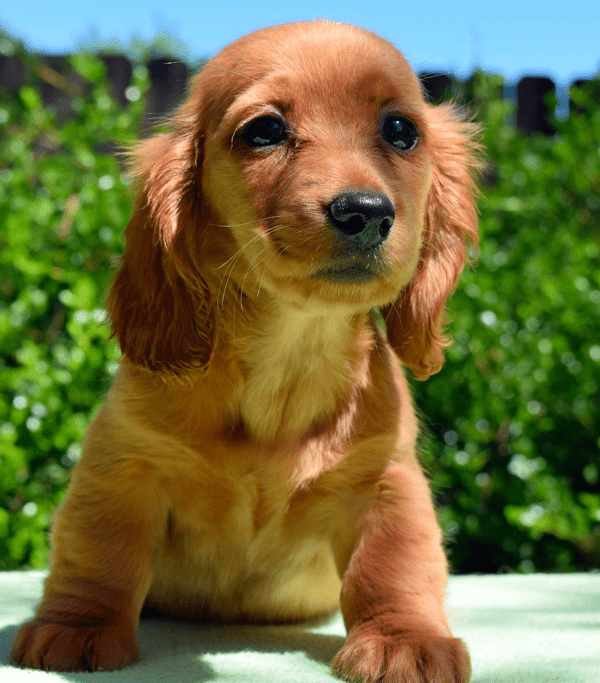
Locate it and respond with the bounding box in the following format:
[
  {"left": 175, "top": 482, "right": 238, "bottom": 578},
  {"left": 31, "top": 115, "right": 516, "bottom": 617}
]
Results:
[{"left": 241, "top": 116, "right": 287, "bottom": 147}]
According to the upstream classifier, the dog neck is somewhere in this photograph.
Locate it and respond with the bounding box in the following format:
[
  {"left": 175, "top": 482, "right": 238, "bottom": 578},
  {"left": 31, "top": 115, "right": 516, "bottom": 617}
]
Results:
[{"left": 215, "top": 283, "right": 375, "bottom": 443}]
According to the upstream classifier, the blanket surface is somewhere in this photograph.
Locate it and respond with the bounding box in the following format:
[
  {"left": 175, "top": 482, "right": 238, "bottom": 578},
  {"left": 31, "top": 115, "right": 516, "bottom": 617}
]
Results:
[{"left": 1, "top": 571, "right": 598, "bottom": 682}]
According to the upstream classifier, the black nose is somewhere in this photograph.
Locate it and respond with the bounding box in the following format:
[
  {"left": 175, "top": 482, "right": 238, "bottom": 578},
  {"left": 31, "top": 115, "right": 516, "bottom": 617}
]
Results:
[{"left": 327, "top": 190, "right": 395, "bottom": 251}]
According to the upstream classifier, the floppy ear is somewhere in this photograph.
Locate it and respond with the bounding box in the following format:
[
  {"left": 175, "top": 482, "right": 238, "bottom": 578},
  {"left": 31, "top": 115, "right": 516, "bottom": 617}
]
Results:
[
  {"left": 108, "top": 124, "right": 214, "bottom": 375},
  {"left": 382, "top": 104, "right": 480, "bottom": 380}
]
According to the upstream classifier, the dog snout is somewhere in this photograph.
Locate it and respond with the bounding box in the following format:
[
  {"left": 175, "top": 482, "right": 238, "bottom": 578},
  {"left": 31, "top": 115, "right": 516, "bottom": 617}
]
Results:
[{"left": 327, "top": 190, "right": 395, "bottom": 252}]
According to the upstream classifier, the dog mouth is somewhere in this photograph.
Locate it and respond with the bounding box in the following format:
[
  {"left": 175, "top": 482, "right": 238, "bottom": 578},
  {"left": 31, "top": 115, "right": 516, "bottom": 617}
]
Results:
[{"left": 311, "top": 262, "right": 381, "bottom": 283}]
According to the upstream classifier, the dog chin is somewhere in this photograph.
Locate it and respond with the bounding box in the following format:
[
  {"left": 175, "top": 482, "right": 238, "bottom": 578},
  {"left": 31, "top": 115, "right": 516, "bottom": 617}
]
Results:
[{"left": 263, "top": 270, "right": 404, "bottom": 313}]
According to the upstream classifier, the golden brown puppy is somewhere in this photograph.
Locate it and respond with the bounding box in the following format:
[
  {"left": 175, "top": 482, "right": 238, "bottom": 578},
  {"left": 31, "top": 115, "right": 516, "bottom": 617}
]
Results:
[{"left": 12, "top": 20, "right": 479, "bottom": 682}]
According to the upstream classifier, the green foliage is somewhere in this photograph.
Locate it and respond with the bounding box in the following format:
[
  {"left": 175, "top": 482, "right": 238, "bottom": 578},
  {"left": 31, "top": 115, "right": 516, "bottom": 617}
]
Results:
[
  {"left": 0, "top": 36, "right": 147, "bottom": 567},
  {"left": 1, "top": 36, "right": 599, "bottom": 572},
  {"left": 415, "top": 73, "right": 600, "bottom": 572}
]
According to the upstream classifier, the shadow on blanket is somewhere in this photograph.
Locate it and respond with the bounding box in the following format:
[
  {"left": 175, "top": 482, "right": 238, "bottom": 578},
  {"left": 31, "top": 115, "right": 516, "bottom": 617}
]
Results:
[{"left": 1, "top": 615, "right": 346, "bottom": 680}]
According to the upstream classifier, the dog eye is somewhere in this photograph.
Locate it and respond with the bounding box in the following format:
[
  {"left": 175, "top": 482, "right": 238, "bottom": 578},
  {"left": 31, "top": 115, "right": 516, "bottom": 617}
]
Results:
[
  {"left": 241, "top": 116, "right": 287, "bottom": 147},
  {"left": 381, "top": 115, "right": 419, "bottom": 151}
]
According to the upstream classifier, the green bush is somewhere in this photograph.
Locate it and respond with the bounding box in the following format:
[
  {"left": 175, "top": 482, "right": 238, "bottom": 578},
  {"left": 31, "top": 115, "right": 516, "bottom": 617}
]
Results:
[
  {"left": 416, "top": 74, "right": 600, "bottom": 572},
  {"left": 0, "top": 40, "right": 146, "bottom": 568},
  {"left": 1, "top": 36, "right": 599, "bottom": 572}
]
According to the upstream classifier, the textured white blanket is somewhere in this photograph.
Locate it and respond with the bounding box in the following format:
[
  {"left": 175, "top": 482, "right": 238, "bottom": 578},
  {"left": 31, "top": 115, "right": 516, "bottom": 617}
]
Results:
[{"left": 1, "top": 572, "right": 599, "bottom": 682}]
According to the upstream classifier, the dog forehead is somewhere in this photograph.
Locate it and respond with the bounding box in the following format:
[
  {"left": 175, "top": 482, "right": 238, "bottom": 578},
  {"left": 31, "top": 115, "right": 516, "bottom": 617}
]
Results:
[{"left": 198, "top": 21, "right": 423, "bottom": 121}]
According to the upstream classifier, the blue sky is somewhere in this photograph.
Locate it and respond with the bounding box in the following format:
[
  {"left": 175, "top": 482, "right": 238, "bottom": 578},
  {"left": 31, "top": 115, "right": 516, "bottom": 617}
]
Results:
[{"left": 2, "top": 0, "right": 599, "bottom": 86}]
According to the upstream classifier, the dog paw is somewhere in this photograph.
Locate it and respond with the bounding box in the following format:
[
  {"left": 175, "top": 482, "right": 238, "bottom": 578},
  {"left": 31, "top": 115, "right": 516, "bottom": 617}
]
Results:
[
  {"left": 11, "top": 618, "right": 139, "bottom": 672},
  {"left": 331, "top": 621, "right": 471, "bottom": 683}
]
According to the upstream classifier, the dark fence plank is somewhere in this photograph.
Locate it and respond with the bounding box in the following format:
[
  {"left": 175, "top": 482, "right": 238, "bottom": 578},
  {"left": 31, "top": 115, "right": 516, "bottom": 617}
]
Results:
[
  {"left": 39, "top": 55, "right": 88, "bottom": 119},
  {"left": 100, "top": 55, "right": 132, "bottom": 108},
  {"left": 517, "top": 76, "right": 555, "bottom": 136},
  {"left": 143, "top": 58, "right": 188, "bottom": 132},
  {"left": 0, "top": 55, "right": 25, "bottom": 91},
  {"left": 419, "top": 73, "right": 453, "bottom": 103}
]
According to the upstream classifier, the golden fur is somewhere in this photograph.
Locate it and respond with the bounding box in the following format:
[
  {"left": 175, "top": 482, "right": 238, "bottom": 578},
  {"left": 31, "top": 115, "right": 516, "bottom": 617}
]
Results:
[{"left": 12, "top": 20, "right": 479, "bottom": 682}]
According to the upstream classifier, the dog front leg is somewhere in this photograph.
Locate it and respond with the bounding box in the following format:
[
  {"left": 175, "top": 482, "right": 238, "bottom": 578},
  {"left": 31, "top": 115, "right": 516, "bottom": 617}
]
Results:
[
  {"left": 11, "top": 456, "right": 168, "bottom": 672},
  {"left": 332, "top": 459, "right": 471, "bottom": 683}
]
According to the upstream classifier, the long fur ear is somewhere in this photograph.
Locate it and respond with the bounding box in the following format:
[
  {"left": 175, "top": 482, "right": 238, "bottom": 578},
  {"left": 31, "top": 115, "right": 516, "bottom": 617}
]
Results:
[
  {"left": 108, "top": 126, "right": 214, "bottom": 375},
  {"left": 382, "top": 104, "right": 480, "bottom": 380}
]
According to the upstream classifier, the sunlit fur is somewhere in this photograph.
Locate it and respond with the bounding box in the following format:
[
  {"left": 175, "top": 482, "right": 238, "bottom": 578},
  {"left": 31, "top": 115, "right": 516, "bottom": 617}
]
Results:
[{"left": 12, "top": 20, "right": 479, "bottom": 682}]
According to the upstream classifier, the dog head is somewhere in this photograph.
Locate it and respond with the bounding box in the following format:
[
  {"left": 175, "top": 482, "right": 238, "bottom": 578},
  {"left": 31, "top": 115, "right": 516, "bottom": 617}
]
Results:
[{"left": 109, "top": 21, "right": 479, "bottom": 379}]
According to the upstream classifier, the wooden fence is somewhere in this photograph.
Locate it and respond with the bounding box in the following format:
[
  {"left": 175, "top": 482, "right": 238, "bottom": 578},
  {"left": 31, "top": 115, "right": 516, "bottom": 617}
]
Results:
[{"left": 0, "top": 53, "right": 598, "bottom": 135}]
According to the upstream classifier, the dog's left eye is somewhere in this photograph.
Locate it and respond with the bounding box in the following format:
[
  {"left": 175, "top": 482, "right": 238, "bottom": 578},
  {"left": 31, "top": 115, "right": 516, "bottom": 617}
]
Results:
[
  {"left": 381, "top": 115, "right": 419, "bottom": 151},
  {"left": 242, "top": 116, "right": 287, "bottom": 147}
]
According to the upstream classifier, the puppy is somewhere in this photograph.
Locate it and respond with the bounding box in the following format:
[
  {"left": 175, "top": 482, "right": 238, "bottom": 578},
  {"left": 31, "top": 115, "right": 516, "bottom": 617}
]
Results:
[{"left": 12, "top": 20, "right": 479, "bottom": 682}]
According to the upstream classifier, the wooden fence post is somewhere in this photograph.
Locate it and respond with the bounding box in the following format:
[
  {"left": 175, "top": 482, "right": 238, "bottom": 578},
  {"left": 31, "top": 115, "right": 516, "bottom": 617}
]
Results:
[
  {"left": 0, "top": 55, "right": 25, "bottom": 92},
  {"left": 143, "top": 58, "right": 188, "bottom": 132},
  {"left": 418, "top": 73, "right": 453, "bottom": 103},
  {"left": 99, "top": 55, "right": 132, "bottom": 108},
  {"left": 517, "top": 76, "right": 555, "bottom": 135}
]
